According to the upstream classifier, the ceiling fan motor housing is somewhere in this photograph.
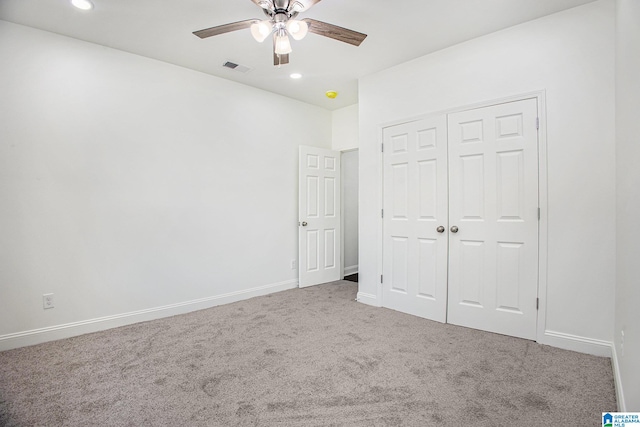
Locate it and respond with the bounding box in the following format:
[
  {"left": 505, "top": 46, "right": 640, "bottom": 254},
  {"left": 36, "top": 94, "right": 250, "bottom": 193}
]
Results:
[
  {"left": 274, "top": 0, "right": 290, "bottom": 10},
  {"left": 274, "top": 12, "right": 288, "bottom": 27},
  {"left": 263, "top": 0, "right": 300, "bottom": 21}
]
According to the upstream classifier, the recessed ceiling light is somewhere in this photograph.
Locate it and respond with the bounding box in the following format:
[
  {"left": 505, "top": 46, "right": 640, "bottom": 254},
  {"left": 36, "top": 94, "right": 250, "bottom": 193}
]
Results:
[
  {"left": 290, "top": 73, "right": 302, "bottom": 79},
  {"left": 71, "top": 0, "right": 94, "bottom": 11}
]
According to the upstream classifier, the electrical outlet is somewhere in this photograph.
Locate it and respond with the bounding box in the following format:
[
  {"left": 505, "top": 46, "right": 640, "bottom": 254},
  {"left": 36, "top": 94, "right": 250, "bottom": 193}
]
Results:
[
  {"left": 291, "top": 259, "right": 297, "bottom": 270},
  {"left": 43, "top": 293, "right": 54, "bottom": 309}
]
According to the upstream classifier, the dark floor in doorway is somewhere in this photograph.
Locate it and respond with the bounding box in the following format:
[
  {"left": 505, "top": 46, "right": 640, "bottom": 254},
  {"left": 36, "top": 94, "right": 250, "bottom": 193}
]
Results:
[{"left": 344, "top": 273, "right": 358, "bottom": 283}]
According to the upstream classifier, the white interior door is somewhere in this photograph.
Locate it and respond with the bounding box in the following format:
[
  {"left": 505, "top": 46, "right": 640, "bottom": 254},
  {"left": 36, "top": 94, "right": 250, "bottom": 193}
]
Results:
[
  {"left": 380, "top": 98, "right": 540, "bottom": 340},
  {"left": 382, "top": 116, "right": 449, "bottom": 322},
  {"left": 447, "top": 98, "right": 539, "bottom": 340},
  {"left": 299, "top": 146, "right": 341, "bottom": 288}
]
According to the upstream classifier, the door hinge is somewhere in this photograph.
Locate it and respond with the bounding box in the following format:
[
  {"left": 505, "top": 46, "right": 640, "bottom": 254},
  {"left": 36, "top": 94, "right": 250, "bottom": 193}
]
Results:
[
  {"left": 536, "top": 298, "right": 539, "bottom": 310},
  {"left": 381, "top": 143, "right": 384, "bottom": 153},
  {"left": 381, "top": 209, "right": 384, "bottom": 218},
  {"left": 538, "top": 208, "right": 541, "bottom": 220},
  {"left": 381, "top": 275, "right": 383, "bottom": 283},
  {"left": 536, "top": 117, "right": 540, "bottom": 130}
]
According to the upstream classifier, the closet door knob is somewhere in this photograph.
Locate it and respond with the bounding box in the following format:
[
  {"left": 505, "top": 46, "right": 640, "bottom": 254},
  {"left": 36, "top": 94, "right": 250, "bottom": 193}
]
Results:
[
  {"left": 436, "top": 226, "right": 445, "bottom": 233},
  {"left": 301, "top": 222, "right": 308, "bottom": 227},
  {"left": 450, "top": 226, "right": 459, "bottom": 233}
]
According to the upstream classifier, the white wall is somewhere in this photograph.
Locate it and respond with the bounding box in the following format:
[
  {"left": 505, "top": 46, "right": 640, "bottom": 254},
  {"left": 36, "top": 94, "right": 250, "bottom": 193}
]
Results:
[
  {"left": 358, "top": 0, "right": 616, "bottom": 354},
  {"left": 341, "top": 150, "right": 359, "bottom": 275},
  {"left": 0, "top": 21, "right": 332, "bottom": 350},
  {"left": 614, "top": 0, "right": 640, "bottom": 411},
  {"left": 332, "top": 104, "right": 359, "bottom": 151}
]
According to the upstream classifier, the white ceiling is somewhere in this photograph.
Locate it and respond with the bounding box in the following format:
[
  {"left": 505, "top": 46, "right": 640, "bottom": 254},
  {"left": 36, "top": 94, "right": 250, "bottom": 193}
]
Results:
[{"left": 0, "top": 0, "right": 597, "bottom": 110}]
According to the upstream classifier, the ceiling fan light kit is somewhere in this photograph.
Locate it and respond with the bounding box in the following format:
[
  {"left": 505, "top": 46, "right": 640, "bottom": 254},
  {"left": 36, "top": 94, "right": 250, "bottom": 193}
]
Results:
[
  {"left": 286, "top": 19, "right": 309, "bottom": 40},
  {"left": 193, "top": 0, "right": 367, "bottom": 66},
  {"left": 250, "top": 20, "right": 273, "bottom": 43},
  {"left": 274, "top": 29, "right": 293, "bottom": 55}
]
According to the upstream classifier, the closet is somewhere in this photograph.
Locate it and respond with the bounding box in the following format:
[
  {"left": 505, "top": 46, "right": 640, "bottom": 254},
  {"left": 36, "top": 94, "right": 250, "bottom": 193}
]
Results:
[{"left": 382, "top": 98, "right": 539, "bottom": 340}]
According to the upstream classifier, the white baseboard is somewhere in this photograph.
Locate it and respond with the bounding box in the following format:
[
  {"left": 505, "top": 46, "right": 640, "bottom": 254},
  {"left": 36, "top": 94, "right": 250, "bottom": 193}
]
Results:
[
  {"left": 0, "top": 279, "right": 298, "bottom": 352},
  {"left": 610, "top": 343, "right": 627, "bottom": 412},
  {"left": 539, "top": 330, "right": 613, "bottom": 357},
  {"left": 356, "top": 291, "right": 379, "bottom": 307},
  {"left": 343, "top": 265, "right": 359, "bottom": 277}
]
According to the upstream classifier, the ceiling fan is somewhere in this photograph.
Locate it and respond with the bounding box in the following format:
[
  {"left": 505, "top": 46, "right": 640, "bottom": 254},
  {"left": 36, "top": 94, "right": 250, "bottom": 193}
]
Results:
[{"left": 193, "top": 0, "right": 367, "bottom": 66}]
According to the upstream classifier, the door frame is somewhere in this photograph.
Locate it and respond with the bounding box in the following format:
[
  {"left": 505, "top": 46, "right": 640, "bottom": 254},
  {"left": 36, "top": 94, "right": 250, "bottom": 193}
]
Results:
[{"left": 376, "top": 91, "right": 549, "bottom": 344}]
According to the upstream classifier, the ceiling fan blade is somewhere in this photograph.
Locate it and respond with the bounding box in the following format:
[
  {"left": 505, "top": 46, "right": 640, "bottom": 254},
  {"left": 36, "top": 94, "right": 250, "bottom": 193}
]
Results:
[
  {"left": 274, "top": 52, "right": 290, "bottom": 66},
  {"left": 302, "top": 18, "right": 367, "bottom": 46},
  {"left": 289, "top": 0, "right": 322, "bottom": 13},
  {"left": 193, "top": 20, "right": 258, "bottom": 39}
]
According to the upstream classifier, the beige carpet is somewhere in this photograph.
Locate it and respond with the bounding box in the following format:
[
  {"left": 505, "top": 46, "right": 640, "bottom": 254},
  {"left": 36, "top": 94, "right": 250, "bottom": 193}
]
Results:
[{"left": 0, "top": 281, "right": 616, "bottom": 426}]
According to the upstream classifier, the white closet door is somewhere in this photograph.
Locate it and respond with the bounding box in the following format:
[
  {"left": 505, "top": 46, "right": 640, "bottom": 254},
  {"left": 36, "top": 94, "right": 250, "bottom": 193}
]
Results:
[
  {"left": 382, "top": 116, "right": 449, "bottom": 322},
  {"left": 299, "top": 146, "right": 341, "bottom": 288},
  {"left": 447, "top": 98, "right": 539, "bottom": 340}
]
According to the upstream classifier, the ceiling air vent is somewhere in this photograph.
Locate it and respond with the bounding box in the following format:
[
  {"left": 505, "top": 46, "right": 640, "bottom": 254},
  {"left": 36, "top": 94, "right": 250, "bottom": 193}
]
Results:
[{"left": 222, "top": 61, "right": 251, "bottom": 73}]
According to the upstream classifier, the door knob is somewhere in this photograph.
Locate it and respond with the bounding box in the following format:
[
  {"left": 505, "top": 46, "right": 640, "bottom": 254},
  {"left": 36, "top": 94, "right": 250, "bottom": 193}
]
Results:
[
  {"left": 450, "top": 226, "right": 459, "bottom": 233},
  {"left": 436, "top": 226, "right": 445, "bottom": 233},
  {"left": 301, "top": 222, "right": 308, "bottom": 227}
]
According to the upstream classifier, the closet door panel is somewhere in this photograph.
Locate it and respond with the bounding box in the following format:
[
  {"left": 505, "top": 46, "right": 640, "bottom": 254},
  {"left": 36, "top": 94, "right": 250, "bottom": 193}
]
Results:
[
  {"left": 447, "top": 98, "right": 539, "bottom": 340},
  {"left": 382, "top": 116, "right": 448, "bottom": 322}
]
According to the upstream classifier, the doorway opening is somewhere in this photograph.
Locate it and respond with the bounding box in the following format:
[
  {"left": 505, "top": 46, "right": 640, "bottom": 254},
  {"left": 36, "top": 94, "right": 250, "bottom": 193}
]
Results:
[{"left": 342, "top": 149, "right": 359, "bottom": 283}]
